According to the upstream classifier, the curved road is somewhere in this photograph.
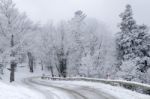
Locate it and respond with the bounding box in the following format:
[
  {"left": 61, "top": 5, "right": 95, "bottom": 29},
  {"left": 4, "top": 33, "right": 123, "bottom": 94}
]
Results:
[{"left": 22, "top": 77, "right": 118, "bottom": 99}]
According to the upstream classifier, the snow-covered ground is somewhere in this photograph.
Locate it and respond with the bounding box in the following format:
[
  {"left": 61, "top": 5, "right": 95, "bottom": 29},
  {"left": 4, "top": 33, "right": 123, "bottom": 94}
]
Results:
[
  {"left": 0, "top": 64, "right": 47, "bottom": 99},
  {"left": 1, "top": 74, "right": 150, "bottom": 99},
  {"left": 1, "top": 63, "right": 48, "bottom": 83},
  {"left": 0, "top": 81, "right": 45, "bottom": 99},
  {"left": 1, "top": 65, "right": 150, "bottom": 99}
]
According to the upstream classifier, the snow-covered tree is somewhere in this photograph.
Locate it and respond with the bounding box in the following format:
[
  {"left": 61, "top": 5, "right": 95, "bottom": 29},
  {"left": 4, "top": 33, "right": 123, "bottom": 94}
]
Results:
[
  {"left": 55, "top": 21, "right": 71, "bottom": 77},
  {"left": 116, "top": 4, "right": 138, "bottom": 80},
  {"left": 116, "top": 4, "right": 137, "bottom": 61},
  {"left": 67, "top": 10, "right": 86, "bottom": 76},
  {"left": 0, "top": 0, "right": 34, "bottom": 82},
  {"left": 80, "top": 18, "right": 116, "bottom": 78},
  {"left": 116, "top": 4, "right": 150, "bottom": 82},
  {"left": 37, "top": 23, "right": 57, "bottom": 76}
]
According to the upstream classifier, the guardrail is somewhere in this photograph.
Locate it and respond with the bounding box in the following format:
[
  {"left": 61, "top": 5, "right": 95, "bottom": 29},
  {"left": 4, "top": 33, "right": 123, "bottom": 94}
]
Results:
[{"left": 41, "top": 76, "right": 150, "bottom": 95}]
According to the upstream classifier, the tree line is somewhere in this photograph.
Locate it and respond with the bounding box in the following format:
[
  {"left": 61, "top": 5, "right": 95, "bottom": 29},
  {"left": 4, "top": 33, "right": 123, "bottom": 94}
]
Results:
[{"left": 0, "top": 0, "right": 150, "bottom": 84}]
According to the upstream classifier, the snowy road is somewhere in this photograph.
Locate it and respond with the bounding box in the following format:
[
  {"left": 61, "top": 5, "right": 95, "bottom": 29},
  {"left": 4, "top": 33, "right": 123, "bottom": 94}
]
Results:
[
  {"left": 22, "top": 77, "right": 150, "bottom": 99},
  {"left": 22, "top": 77, "right": 117, "bottom": 99}
]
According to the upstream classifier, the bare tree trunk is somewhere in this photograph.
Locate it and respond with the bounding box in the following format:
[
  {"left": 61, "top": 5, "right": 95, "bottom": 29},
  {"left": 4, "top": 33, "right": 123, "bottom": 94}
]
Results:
[
  {"left": 50, "top": 66, "right": 54, "bottom": 77},
  {"left": 10, "top": 34, "right": 17, "bottom": 82},
  {"left": 10, "top": 61, "right": 16, "bottom": 82},
  {"left": 62, "top": 58, "right": 67, "bottom": 77},
  {"left": 27, "top": 52, "right": 34, "bottom": 73},
  {"left": 55, "top": 64, "right": 61, "bottom": 77},
  {"left": 59, "top": 58, "right": 67, "bottom": 78},
  {"left": 41, "top": 60, "right": 44, "bottom": 71}
]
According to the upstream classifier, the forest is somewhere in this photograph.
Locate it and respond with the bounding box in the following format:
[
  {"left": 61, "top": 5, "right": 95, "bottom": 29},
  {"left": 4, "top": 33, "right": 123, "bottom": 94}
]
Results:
[{"left": 0, "top": 0, "right": 150, "bottom": 85}]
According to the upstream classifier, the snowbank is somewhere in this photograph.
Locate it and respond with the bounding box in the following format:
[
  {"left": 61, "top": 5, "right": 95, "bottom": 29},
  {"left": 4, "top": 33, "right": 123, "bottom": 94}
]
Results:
[{"left": 0, "top": 81, "right": 45, "bottom": 99}]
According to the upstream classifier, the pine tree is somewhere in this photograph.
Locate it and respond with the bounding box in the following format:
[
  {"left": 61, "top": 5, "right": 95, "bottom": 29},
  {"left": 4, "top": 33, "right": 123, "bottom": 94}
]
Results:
[
  {"left": 68, "top": 10, "right": 86, "bottom": 75},
  {"left": 135, "top": 25, "right": 150, "bottom": 73},
  {"left": 116, "top": 4, "right": 137, "bottom": 61},
  {"left": 116, "top": 4, "right": 150, "bottom": 82}
]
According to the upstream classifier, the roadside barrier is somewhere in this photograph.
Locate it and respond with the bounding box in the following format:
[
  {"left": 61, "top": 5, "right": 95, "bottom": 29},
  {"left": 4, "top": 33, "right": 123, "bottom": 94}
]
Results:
[{"left": 41, "top": 76, "right": 150, "bottom": 95}]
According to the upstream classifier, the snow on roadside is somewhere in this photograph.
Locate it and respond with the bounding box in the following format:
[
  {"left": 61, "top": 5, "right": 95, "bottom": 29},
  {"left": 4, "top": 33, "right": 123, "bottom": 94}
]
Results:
[
  {"left": 2, "top": 64, "right": 46, "bottom": 83},
  {"left": 0, "top": 81, "right": 45, "bottom": 99},
  {"left": 39, "top": 79, "right": 150, "bottom": 99}
]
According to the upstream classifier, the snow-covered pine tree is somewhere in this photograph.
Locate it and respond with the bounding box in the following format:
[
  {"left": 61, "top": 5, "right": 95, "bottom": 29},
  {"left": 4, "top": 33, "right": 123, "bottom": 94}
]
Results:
[
  {"left": 134, "top": 25, "right": 150, "bottom": 72},
  {"left": 116, "top": 4, "right": 137, "bottom": 61},
  {"left": 116, "top": 4, "right": 137, "bottom": 80},
  {"left": 134, "top": 25, "right": 150, "bottom": 83},
  {"left": 116, "top": 4, "right": 150, "bottom": 82},
  {"left": 68, "top": 10, "right": 86, "bottom": 76},
  {"left": 71, "top": 10, "right": 86, "bottom": 56}
]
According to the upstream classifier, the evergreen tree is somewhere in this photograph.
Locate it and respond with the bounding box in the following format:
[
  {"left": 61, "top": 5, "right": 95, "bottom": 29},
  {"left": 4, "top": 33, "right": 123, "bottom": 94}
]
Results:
[
  {"left": 116, "top": 4, "right": 137, "bottom": 61},
  {"left": 68, "top": 10, "right": 86, "bottom": 75},
  {"left": 135, "top": 25, "right": 150, "bottom": 73},
  {"left": 116, "top": 4, "right": 150, "bottom": 82}
]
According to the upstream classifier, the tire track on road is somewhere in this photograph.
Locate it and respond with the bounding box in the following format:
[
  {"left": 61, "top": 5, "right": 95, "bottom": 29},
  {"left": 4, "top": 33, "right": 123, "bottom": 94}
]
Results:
[
  {"left": 23, "top": 78, "right": 60, "bottom": 99},
  {"left": 30, "top": 78, "right": 87, "bottom": 99},
  {"left": 23, "top": 77, "right": 118, "bottom": 99}
]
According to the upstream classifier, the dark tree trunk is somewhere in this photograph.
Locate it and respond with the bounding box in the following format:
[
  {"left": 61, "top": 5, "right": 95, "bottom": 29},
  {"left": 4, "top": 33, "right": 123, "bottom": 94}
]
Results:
[
  {"left": 27, "top": 52, "right": 34, "bottom": 73},
  {"left": 10, "top": 61, "right": 16, "bottom": 82},
  {"left": 56, "top": 64, "right": 61, "bottom": 77},
  {"left": 10, "top": 34, "right": 17, "bottom": 83},
  {"left": 59, "top": 58, "right": 67, "bottom": 78},
  {"left": 57, "top": 49, "right": 68, "bottom": 78},
  {"left": 63, "top": 58, "right": 67, "bottom": 77},
  {"left": 50, "top": 66, "right": 54, "bottom": 77}
]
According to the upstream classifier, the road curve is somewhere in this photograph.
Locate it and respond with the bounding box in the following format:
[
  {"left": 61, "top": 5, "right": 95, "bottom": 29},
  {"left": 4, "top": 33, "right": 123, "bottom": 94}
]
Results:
[{"left": 22, "top": 77, "right": 118, "bottom": 99}]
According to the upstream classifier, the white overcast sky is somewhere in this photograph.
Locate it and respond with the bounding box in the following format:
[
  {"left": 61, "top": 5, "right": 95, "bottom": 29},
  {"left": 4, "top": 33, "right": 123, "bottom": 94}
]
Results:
[{"left": 13, "top": 0, "right": 150, "bottom": 33}]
